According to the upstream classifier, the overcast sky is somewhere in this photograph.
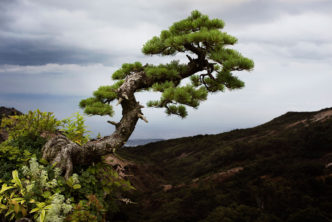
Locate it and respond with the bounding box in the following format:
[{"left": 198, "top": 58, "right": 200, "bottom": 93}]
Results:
[{"left": 1, "top": 0, "right": 332, "bottom": 139}]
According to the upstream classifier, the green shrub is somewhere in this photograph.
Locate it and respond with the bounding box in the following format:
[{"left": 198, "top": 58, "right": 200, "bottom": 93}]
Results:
[
  {"left": 0, "top": 110, "right": 133, "bottom": 221},
  {"left": 0, "top": 158, "right": 134, "bottom": 222},
  {"left": 0, "top": 158, "right": 73, "bottom": 221},
  {"left": 0, "top": 140, "right": 34, "bottom": 181},
  {"left": 60, "top": 112, "right": 90, "bottom": 145},
  {"left": 1, "top": 109, "right": 60, "bottom": 141}
]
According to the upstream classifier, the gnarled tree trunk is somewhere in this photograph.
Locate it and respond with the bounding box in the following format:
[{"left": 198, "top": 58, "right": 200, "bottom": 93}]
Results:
[
  {"left": 42, "top": 52, "right": 204, "bottom": 178},
  {"left": 42, "top": 72, "right": 146, "bottom": 178}
]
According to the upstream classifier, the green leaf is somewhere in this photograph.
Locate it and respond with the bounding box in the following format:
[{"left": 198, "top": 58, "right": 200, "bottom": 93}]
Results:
[
  {"left": 0, "top": 184, "right": 15, "bottom": 194},
  {"left": 12, "top": 170, "right": 23, "bottom": 191},
  {"left": 5, "top": 208, "right": 14, "bottom": 217},
  {"left": 36, "top": 202, "right": 46, "bottom": 209},
  {"left": 39, "top": 158, "right": 49, "bottom": 165},
  {"left": 42, "top": 191, "right": 51, "bottom": 198},
  {"left": 30, "top": 208, "right": 40, "bottom": 213},
  {"left": 40, "top": 209, "right": 46, "bottom": 222},
  {"left": 73, "top": 184, "right": 81, "bottom": 189}
]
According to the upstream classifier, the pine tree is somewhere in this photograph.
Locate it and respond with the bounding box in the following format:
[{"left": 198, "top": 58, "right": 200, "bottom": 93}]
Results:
[{"left": 42, "top": 10, "right": 254, "bottom": 178}]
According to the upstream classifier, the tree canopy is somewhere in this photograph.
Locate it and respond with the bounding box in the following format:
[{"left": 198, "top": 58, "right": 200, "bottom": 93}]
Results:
[
  {"left": 41, "top": 10, "right": 254, "bottom": 179},
  {"left": 79, "top": 10, "right": 254, "bottom": 119}
]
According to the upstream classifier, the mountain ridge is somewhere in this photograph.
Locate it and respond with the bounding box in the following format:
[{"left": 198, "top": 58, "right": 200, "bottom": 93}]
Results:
[{"left": 115, "top": 107, "right": 332, "bottom": 222}]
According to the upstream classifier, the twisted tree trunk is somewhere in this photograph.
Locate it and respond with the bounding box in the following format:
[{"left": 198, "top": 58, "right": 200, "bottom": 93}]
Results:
[
  {"left": 42, "top": 55, "right": 204, "bottom": 178},
  {"left": 42, "top": 72, "right": 147, "bottom": 178}
]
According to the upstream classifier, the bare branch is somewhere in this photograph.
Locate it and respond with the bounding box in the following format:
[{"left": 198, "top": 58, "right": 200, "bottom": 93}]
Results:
[
  {"left": 123, "top": 94, "right": 129, "bottom": 100},
  {"left": 186, "top": 55, "right": 193, "bottom": 62},
  {"left": 137, "top": 113, "right": 148, "bottom": 123},
  {"left": 116, "top": 97, "right": 123, "bottom": 106},
  {"left": 107, "top": 120, "right": 119, "bottom": 126}
]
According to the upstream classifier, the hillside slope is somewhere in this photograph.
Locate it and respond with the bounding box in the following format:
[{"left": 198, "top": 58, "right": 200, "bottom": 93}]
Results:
[
  {"left": 0, "top": 106, "right": 22, "bottom": 143},
  {"left": 116, "top": 108, "right": 332, "bottom": 222}
]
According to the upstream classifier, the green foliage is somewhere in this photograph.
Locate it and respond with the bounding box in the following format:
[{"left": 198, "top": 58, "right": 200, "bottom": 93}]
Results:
[
  {"left": 142, "top": 10, "right": 237, "bottom": 57},
  {"left": 210, "top": 48, "right": 254, "bottom": 70},
  {"left": 142, "top": 10, "right": 227, "bottom": 55},
  {"left": 0, "top": 157, "right": 134, "bottom": 221},
  {"left": 1, "top": 109, "right": 60, "bottom": 141},
  {"left": 78, "top": 78, "right": 125, "bottom": 117},
  {"left": 0, "top": 109, "right": 90, "bottom": 153},
  {"left": 147, "top": 84, "right": 208, "bottom": 118},
  {"left": 0, "top": 138, "right": 39, "bottom": 181},
  {"left": 144, "top": 60, "right": 187, "bottom": 80},
  {"left": 0, "top": 126, "right": 48, "bottom": 181},
  {"left": 66, "top": 162, "right": 134, "bottom": 221},
  {"left": 112, "top": 62, "right": 144, "bottom": 80},
  {"left": 0, "top": 109, "right": 90, "bottom": 180},
  {"left": 60, "top": 112, "right": 90, "bottom": 145},
  {"left": 79, "top": 98, "right": 114, "bottom": 117},
  {"left": 93, "top": 86, "right": 117, "bottom": 101},
  {"left": 80, "top": 10, "right": 253, "bottom": 120},
  {"left": 0, "top": 109, "right": 134, "bottom": 221},
  {"left": 0, "top": 158, "right": 73, "bottom": 222},
  {"left": 0, "top": 110, "right": 90, "bottom": 173},
  {"left": 141, "top": 10, "right": 253, "bottom": 96}
]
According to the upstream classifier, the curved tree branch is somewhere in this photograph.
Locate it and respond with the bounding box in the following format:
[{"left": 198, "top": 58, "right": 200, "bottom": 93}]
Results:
[
  {"left": 41, "top": 10, "right": 253, "bottom": 178},
  {"left": 42, "top": 60, "right": 205, "bottom": 178}
]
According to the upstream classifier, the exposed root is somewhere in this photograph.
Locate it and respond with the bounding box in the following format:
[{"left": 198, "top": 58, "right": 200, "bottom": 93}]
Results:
[
  {"left": 42, "top": 134, "right": 81, "bottom": 179},
  {"left": 138, "top": 113, "right": 148, "bottom": 123}
]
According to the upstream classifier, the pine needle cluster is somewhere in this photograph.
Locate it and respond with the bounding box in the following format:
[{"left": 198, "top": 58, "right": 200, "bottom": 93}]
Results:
[{"left": 80, "top": 10, "right": 254, "bottom": 119}]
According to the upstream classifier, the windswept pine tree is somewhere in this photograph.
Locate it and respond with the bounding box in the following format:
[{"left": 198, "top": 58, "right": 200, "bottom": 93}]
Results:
[{"left": 42, "top": 10, "right": 254, "bottom": 177}]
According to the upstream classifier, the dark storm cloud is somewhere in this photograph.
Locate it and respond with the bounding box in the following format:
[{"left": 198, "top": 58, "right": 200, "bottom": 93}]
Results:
[
  {"left": 0, "top": 0, "right": 147, "bottom": 65},
  {"left": 1, "top": 0, "right": 332, "bottom": 139},
  {"left": 0, "top": 37, "right": 110, "bottom": 65},
  {"left": 1, "top": 0, "right": 332, "bottom": 66}
]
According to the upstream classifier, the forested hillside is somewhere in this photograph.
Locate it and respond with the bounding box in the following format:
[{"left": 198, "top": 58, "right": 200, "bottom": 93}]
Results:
[
  {"left": 1, "top": 107, "right": 331, "bottom": 221},
  {"left": 116, "top": 108, "right": 332, "bottom": 222}
]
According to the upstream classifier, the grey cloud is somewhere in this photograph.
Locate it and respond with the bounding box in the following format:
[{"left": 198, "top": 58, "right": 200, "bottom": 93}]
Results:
[
  {"left": 1, "top": 0, "right": 332, "bottom": 139},
  {"left": 207, "top": 0, "right": 332, "bottom": 26},
  {"left": 0, "top": 0, "right": 18, "bottom": 27},
  {"left": 2, "top": 0, "right": 331, "bottom": 66},
  {"left": 0, "top": 37, "right": 111, "bottom": 65},
  {"left": 0, "top": 0, "right": 152, "bottom": 65}
]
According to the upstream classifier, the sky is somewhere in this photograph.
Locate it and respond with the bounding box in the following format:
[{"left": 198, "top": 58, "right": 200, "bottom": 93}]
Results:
[{"left": 0, "top": 0, "right": 332, "bottom": 139}]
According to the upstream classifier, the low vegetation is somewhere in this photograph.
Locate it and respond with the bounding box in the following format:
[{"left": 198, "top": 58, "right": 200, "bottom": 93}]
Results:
[{"left": 0, "top": 110, "right": 133, "bottom": 222}]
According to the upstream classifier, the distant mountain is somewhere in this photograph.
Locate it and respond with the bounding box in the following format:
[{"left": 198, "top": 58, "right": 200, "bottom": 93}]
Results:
[
  {"left": 116, "top": 108, "right": 332, "bottom": 222},
  {"left": 125, "top": 139, "right": 164, "bottom": 147}
]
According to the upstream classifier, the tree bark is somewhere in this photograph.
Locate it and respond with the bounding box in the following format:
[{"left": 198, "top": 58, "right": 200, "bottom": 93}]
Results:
[
  {"left": 42, "top": 54, "right": 205, "bottom": 178},
  {"left": 42, "top": 72, "right": 145, "bottom": 178}
]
